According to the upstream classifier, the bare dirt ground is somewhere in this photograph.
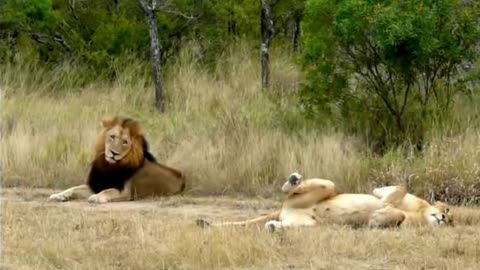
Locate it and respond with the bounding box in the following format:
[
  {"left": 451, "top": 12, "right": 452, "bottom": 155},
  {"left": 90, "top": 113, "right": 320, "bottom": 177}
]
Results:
[
  {"left": 1, "top": 188, "right": 278, "bottom": 218},
  {"left": 2, "top": 188, "right": 480, "bottom": 270}
]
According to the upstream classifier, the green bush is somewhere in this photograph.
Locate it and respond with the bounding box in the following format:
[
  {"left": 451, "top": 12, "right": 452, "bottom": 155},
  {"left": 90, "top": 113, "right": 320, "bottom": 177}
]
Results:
[{"left": 300, "top": 0, "right": 480, "bottom": 151}]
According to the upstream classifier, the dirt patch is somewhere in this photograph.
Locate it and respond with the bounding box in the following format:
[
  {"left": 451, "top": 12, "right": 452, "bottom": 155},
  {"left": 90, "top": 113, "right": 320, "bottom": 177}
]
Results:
[{"left": 1, "top": 187, "right": 280, "bottom": 221}]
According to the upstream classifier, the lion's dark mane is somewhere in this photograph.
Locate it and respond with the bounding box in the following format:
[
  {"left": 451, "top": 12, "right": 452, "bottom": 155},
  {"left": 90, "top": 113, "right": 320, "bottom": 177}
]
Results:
[{"left": 87, "top": 137, "right": 157, "bottom": 194}]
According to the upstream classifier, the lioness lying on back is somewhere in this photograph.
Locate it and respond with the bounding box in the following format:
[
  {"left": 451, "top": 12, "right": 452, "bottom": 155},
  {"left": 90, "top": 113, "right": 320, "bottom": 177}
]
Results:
[{"left": 197, "top": 173, "right": 452, "bottom": 231}]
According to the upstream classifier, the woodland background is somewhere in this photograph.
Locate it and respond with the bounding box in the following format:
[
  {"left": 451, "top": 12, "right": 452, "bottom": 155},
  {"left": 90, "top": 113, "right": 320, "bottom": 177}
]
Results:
[{"left": 1, "top": 0, "right": 480, "bottom": 204}]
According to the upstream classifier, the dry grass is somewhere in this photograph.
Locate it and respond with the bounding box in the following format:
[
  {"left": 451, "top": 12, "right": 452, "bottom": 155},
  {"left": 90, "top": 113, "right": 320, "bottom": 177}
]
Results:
[
  {"left": 2, "top": 44, "right": 480, "bottom": 269},
  {"left": 2, "top": 188, "right": 480, "bottom": 270},
  {"left": 0, "top": 45, "right": 365, "bottom": 196},
  {"left": 2, "top": 44, "right": 480, "bottom": 201}
]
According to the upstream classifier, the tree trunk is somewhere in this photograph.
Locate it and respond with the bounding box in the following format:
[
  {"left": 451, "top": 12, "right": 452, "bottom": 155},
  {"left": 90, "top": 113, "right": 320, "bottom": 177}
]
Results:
[
  {"left": 261, "top": 0, "right": 274, "bottom": 90},
  {"left": 292, "top": 16, "right": 300, "bottom": 53},
  {"left": 139, "top": 0, "right": 165, "bottom": 111}
]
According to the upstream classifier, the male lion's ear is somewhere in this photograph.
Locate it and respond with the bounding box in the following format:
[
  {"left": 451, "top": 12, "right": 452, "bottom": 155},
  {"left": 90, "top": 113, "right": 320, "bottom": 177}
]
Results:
[
  {"left": 126, "top": 119, "right": 143, "bottom": 135},
  {"left": 101, "top": 116, "right": 117, "bottom": 128}
]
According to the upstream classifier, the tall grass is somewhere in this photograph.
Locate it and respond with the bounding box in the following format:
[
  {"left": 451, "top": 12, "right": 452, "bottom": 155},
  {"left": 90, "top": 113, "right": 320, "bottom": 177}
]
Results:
[{"left": 1, "top": 43, "right": 479, "bottom": 202}]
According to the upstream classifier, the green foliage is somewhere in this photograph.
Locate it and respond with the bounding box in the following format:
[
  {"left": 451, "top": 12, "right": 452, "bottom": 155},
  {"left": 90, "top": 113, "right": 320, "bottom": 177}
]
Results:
[
  {"left": 3, "top": 0, "right": 56, "bottom": 29},
  {"left": 301, "top": 0, "right": 480, "bottom": 151},
  {"left": 0, "top": 0, "right": 306, "bottom": 72},
  {"left": 0, "top": 0, "right": 264, "bottom": 68}
]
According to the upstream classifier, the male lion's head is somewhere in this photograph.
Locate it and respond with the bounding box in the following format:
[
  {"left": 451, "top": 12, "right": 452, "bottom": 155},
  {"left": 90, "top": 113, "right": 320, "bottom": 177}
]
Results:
[
  {"left": 95, "top": 116, "right": 146, "bottom": 168},
  {"left": 424, "top": 201, "right": 453, "bottom": 226}
]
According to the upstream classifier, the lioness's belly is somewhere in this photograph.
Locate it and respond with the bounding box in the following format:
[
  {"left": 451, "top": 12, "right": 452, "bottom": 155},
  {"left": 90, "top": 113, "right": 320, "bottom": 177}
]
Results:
[
  {"left": 279, "top": 207, "right": 317, "bottom": 226},
  {"left": 314, "top": 194, "right": 384, "bottom": 226}
]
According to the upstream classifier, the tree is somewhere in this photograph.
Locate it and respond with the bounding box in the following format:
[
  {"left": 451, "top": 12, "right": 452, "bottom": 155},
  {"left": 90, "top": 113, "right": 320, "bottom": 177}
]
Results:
[
  {"left": 301, "top": 0, "right": 480, "bottom": 150},
  {"left": 0, "top": 0, "right": 70, "bottom": 61},
  {"left": 138, "top": 0, "right": 196, "bottom": 111},
  {"left": 261, "top": 0, "right": 275, "bottom": 89},
  {"left": 271, "top": 0, "right": 306, "bottom": 53},
  {"left": 139, "top": 0, "right": 164, "bottom": 111}
]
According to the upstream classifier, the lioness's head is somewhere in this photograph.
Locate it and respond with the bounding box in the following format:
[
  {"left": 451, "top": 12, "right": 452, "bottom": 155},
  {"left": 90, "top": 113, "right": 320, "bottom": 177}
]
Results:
[
  {"left": 424, "top": 201, "right": 452, "bottom": 226},
  {"left": 96, "top": 116, "right": 145, "bottom": 167}
]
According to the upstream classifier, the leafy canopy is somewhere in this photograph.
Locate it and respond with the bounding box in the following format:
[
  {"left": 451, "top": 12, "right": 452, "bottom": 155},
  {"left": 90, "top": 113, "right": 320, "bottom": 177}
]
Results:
[{"left": 301, "top": 0, "right": 480, "bottom": 150}]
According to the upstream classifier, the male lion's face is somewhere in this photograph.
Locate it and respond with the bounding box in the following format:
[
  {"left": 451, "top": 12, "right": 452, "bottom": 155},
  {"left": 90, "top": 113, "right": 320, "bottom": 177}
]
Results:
[
  {"left": 104, "top": 125, "right": 133, "bottom": 164},
  {"left": 425, "top": 202, "right": 452, "bottom": 226}
]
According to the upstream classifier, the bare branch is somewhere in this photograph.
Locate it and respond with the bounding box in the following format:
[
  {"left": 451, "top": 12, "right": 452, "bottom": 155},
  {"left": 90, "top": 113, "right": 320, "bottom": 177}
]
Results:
[
  {"left": 138, "top": 0, "right": 151, "bottom": 12},
  {"left": 161, "top": 9, "right": 197, "bottom": 20},
  {"left": 53, "top": 32, "right": 71, "bottom": 52},
  {"left": 30, "top": 32, "right": 71, "bottom": 52},
  {"left": 400, "top": 83, "right": 411, "bottom": 116},
  {"left": 141, "top": 0, "right": 197, "bottom": 20},
  {"left": 31, "top": 33, "right": 49, "bottom": 45},
  {"left": 69, "top": 0, "right": 79, "bottom": 21}
]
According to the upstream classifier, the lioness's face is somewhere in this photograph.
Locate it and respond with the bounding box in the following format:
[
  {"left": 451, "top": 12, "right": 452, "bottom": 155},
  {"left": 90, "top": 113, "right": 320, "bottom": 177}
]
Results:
[
  {"left": 425, "top": 203, "right": 451, "bottom": 226},
  {"left": 104, "top": 125, "right": 133, "bottom": 163}
]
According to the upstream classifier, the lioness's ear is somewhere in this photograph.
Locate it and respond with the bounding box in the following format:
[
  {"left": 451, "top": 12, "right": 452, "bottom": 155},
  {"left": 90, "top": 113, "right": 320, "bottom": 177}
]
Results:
[{"left": 102, "top": 116, "right": 117, "bottom": 128}]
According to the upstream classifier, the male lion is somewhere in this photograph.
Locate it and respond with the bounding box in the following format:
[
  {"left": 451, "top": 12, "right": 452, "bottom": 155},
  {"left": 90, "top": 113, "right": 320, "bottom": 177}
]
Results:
[
  {"left": 197, "top": 173, "right": 452, "bottom": 231},
  {"left": 49, "top": 116, "right": 186, "bottom": 203}
]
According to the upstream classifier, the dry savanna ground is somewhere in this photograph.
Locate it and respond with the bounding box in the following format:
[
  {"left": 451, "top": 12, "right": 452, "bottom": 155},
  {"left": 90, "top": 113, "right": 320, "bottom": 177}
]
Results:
[
  {"left": 2, "top": 188, "right": 480, "bottom": 270},
  {"left": 2, "top": 45, "right": 480, "bottom": 269}
]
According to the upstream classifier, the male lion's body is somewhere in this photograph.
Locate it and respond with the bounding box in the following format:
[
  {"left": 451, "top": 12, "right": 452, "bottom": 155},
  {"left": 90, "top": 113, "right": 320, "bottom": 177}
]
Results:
[
  {"left": 198, "top": 173, "right": 451, "bottom": 230},
  {"left": 49, "top": 116, "right": 185, "bottom": 203}
]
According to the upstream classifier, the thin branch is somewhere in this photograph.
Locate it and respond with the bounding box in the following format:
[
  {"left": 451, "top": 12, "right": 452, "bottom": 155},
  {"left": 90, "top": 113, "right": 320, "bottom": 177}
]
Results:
[
  {"left": 69, "top": 0, "right": 79, "bottom": 21},
  {"left": 53, "top": 32, "right": 71, "bottom": 52},
  {"left": 400, "top": 82, "right": 411, "bottom": 116},
  {"left": 345, "top": 46, "right": 402, "bottom": 126},
  {"left": 149, "top": 0, "right": 198, "bottom": 20},
  {"left": 31, "top": 33, "right": 49, "bottom": 45},
  {"left": 161, "top": 9, "right": 197, "bottom": 20}
]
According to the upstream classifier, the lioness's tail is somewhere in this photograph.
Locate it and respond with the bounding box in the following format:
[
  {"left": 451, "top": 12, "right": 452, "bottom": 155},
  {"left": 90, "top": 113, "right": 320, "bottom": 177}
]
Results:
[{"left": 196, "top": 210, "right": 281, "bottom": 228}]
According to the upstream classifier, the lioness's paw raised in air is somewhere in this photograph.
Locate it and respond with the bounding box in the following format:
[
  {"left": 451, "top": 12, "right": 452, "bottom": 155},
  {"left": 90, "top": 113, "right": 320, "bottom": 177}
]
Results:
[
  {"left": 87, "top": 194, "right": 108, "bottom": 204},
  {"left": 49, "top": 192, "right": 70, "bottom": 202}
]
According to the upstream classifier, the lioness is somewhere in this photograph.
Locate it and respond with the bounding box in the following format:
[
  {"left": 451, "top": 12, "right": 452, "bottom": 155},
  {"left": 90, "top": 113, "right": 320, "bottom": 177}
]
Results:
[{"left": 198, "top": 173, "right": 452, "bottom": 231}]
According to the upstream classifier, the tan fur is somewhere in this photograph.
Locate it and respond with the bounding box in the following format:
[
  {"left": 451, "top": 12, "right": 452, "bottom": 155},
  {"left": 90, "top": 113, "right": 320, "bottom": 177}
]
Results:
[
  {"left": 129, "top": 160, "right": 185, "bottom": 199},
  {"left": 371, "top": 186, "right": 453, "bottom": 227},
  {"left": 198, "top": 173, "right": 452, "bottom": 231},
  {"left": 97, "top": 116, "right": 144, "bottom": 167},
  {"left": 49, "top": 116, "right": 185, "bottom": 203}
]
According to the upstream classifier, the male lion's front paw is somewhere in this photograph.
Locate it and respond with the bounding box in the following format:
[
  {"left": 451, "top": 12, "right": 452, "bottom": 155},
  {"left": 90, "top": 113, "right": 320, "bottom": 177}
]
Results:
[
  {"left": 87, "top": 194, "right": 108, "bottom": 204},
  {"left": 49, "top": 192, "right": 70, "bottom": 202}
]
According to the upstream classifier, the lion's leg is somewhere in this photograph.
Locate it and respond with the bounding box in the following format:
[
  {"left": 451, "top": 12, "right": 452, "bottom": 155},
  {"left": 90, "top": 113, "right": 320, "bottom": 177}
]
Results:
[
  {"left": 265, "top": 214, "right": 317, "bottom": 232},
  {"left": 284, "top": 179, "right": 335, "bottom": 195},
  {"left": 197, "top": 211, "right": 281, "bottom": 228},
  {"left": 285, "top": 179, "right": 336, "bottom": 208},
  {"left": 368, "top": 205, "right": 406, "bottom": 228},
  {"left": 372, "top": 186, "right": 407, "bottom": 207},
  {"left": 87, "top": 182, "right": 132, "bottom": 204},
  {"left": 49, "top": 184, "right": 92, "bottom": 202}
]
